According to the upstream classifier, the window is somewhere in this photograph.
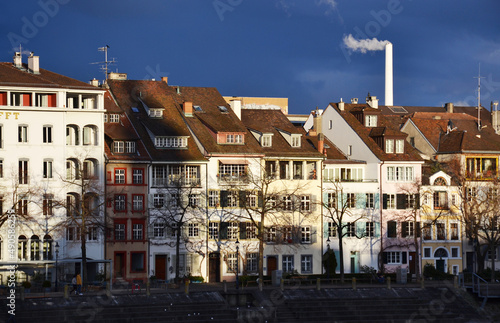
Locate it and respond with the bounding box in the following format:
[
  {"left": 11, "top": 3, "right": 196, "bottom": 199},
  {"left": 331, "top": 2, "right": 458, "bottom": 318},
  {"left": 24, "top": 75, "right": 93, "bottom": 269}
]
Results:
[
  {"left": 423, "top": 247, "right": 431, "bottom": 258},
  {"left": 19, "top": 159, "right": 28, "bottom": 184},
  {"left": 42, "top": 194, "right": 53, "bottom": 216},
  {"left": 226, "top": 191, "right": 238, "bottom": 207},
  {"left": 153, "top": 194, "right": 165, "bottom": 208},
  {"left": 451, "top": 247, "right": 459, "bottom": 258},
  {"left": 323, "top": 167, "right": 363, "bottom": 182},
  {"left": 488, "top": 248, "right": 497, "bottom": 260},
  {"left": 208, "top": 190, "right": 219, "bottom": 207},
  {"left": 18, "top": 125, "right": 28, "bottom": 143},
  {"left": 169, "top": 193, "right": 179, "bottom": 207},
  {"left": 365, "top": 115, "right": 377, "bottom": 127},
  {"left": 385, "top": 139, "right": 394, "bottom": 153},
  {"left": 346, "top": 193, "right": 356, "bottom": 208},
  {"left": 385, "top": 251, "right": 401, "bottom": 264},
  {"left": 450, "top": 223, "right": 459, "bottom": 240},
  {"left": 150, "top": 109, "right": 163, "bottom": 118},
  {"left": 188, "top": 194, "right": 199, "bottom": 208},
  {"left": 18, "top": 235, "right": 27, "bottom": 260},
  {"left": 30, "top": 235, "right": 40, "bottom": 260},
  {"left": 114, "top": 141, "right": 124, "bottom": 153},
  {"left": 188, "top": 223, "right": 199, "bottom": 238},
  {"left": 283, "top": 196, "right": 293, "bottom": 211},
  {"left": 227, "top": 252, "right": 238, "bottom": 273},
  {"left": 43, "top": 125, "right": 52, "bottom": 143},
  {"left": 327, "top": 193, "right": 337, "bottom": 208},
  {"left": 43, "top": 160, "right": 53, "bottom": 179},
  {"left": 218, "top": 163, "right": 246, "bottom": 182},
  {"left": 246, "top": 253, "right": 258, "bottom": 272},
  {"left": 407, "top": 194, "right": 417, "bottom": 209},
  {"left": 114, "top": 169, "right": 125, "bottom": 184},
  {"left": 347, "top": 145, "right": 352, "bottom": 156},
  {"left": 125, "top": 141, "right": 136, "bottom": 153},
  {"left": 17, "top": 195, "right": 29, "bottom": 215},
  {"left": 451, "top": 194, "right": 458, "bottom": 206},
  {"left": 346, "top": 222, "right": 356, "bottom": 237},
  {"left": 131, "top": 252, "right": 145, "bottom": 272},
  {"left": 132, "top": 195, "right": 144, "bottom": 211},
  {"left": 328, "top": 222, "right": 337, "bottom": 237},
  {"left": 301, "top": 255, "right": 312, "bottom": 273},
  {"left": 245, "top": 222, "right": 256, "bottom": 239},
  {"left": 0, "top": 160, "right": 3, "bottom": 178},
  {"left": 293, "top": 161, "right": 303, "bottom": 179},
  {"left": 42, "top": 235, "right": 53, "bottom": 260},
  {"left": 366, "top": 193, "right": 374, "bottom": 208},
  {"left": 395, "top": 139, "right": 404, "bottom": 153},
  {"left": 466, "top": 157, "right": 497, "bottom": 178},
  {"left": 87, "top": 227, "right": 98, "bottom": 241},
  {"left": 329, "top": 120, "right": 333, "bottom": 129},
  {"left": 114, "top": 195, "right": 126, "bottom": 211},
  {"left": 301, "top": 226, "right": 311, "bottom": 243},
  {"left": 402, "top": 221, "right": 414, "bottom": 238},
  {"left": 300, "top": 195, "right": 311, "bottom": 212},
  {"left": 132, "top": 223, "right": 143, "bottom": 240},
  {"left": 154, "top": 137, "right": 188, "bottom": 148},
  {"left": 433, "top": 191, "right": 448, "bottom": 210},
  {"left": 209, "top": 222, "right": 219, "bottom": 240},
  {"left": 386, "top": 194, "right": 396, "bottom": 209},
  {"left": 228, "top": 222, "right": 238, "bottom": 240},
  {"left": 226, "top": 134, "right": 234, "bottom": 143},
  {"left": 109, "top": 114, "right": 120, "bottom": 123},
  {"left": 235, "top": 134, "right": 243, "bottom": 143},
  {"left": 153, "top": 221, "right": 165, "bottom": 238},
  {"left": 387, "top": 166, "right": 414, "bottom": 182},
  {"left": 387, "top": 221, "right": 397, "bottom": 238},
  {"left": 265, "top": 161, "right": 276, "bottom": 178},
  {"left": 115, "top": 223, "right": 125, "bottom": 240},
  {"left": 291, "top": 135, "right": 301, "bottom": 147},
  {"left": 132, "top": 169, "right": 144, "bottom": 184},
  {"left": 283, "top": 255, "right": 294, "bottom": 273},
  {"left": 423, "top": 222, "right": 432, "bottom": 240},
  {"left": 262, "top": 135, "right": 272, "bottom": 147},
  {"left": 436, "top": 223, "right": 446, "bottom": 240},
  {"left": 267, "top": 227, "right": 277, "bottom": 242},
  {"left": 365, "top": 222, "right": 374, "bottom": 237}
]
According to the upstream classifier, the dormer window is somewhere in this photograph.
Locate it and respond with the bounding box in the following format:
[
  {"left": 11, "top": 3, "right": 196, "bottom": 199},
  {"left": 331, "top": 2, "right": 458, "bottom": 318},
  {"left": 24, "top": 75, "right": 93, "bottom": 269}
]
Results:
[
  {"left": 395, "top": 139, "right": 404, "bottom": 153},
  {"left": 291, "top": 135, "right": 301, "bottom": 148},
  {"left": 220, "top": 132, "right": 244, "bottom": 144},
  {"left": 150, "top": 109, "right": 163, "bottom": 118},
  {"left": 262, "top": 135, "right": 272, "bottom": 147},
  {"left": 109, "top": 114, "right": 120, "bottom": 123},
  {"left": 113, "top": 141, "right": 136, "bottom": 153},
  {"left": 155, "top": 136, "right": 188, "bottom": 148},
  {"left": 385, "top": 139, "right": 394, "bottom": 153},
  {"left": 365, "top": 115, "right": 377, "bottom": 127}
]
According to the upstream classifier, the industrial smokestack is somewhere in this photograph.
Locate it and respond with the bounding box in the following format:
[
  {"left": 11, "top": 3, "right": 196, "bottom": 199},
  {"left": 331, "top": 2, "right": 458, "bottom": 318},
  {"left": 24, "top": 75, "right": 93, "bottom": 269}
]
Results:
[{"left": 385, "top": 42, "right": 393, "bottom": 106}]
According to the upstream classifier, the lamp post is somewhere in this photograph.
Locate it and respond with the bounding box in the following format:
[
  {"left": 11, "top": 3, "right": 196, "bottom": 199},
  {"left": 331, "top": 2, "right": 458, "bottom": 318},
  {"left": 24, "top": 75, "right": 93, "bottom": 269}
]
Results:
[
  {"left": 326, "top": 237, "right": 331, "bottom": 279},
  {"left": 55, "top": 242, "right": 59, "bottom": 292},
  {"left": 235, "top": 239, "right": 239, "bottom": 290}
]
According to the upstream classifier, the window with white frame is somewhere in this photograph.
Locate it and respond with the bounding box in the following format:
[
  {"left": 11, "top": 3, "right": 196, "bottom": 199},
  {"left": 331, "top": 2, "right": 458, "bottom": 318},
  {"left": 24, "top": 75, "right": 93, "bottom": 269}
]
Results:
[
  {"left": 262, "top": 135, "right": 272, "bottom": 147},
  {"left": 395, "top": 139, "right": 404, "bottom": 153},
  {"left": 109, "top": 114, "right": 120, "bottom": 123},
  {"left": 209, "top": 222, "right": 219, "bottom": 240},
  {"left": 115, "top": 223, "right": 125, "bottom": 240},
  {"left": 301, "top": 255, "right": 312, "bottom": 273},
  {"left": 247, "top": 192, "right": 257, "bottom": 207},
  {"left": 132, "top": 169, "right": 143, "bottom": 184},
  {"left": 133, "top": 224, "right": 143, "bottom": 240},
  {"left": 385, "top": 139, "right": 394, "bottom": 153},
  {"left": 365, "top": 222, "right": 374, "bottom": 237},
  {"left": 346, "top": 193, "right": 356, "bottom": 208},
  {"left": 386, "top": 251, "right": 401, "bottom": 264},
  {"left": 226, "top": 134, "right": 234, "bottom": 143},
  {"left": 188, "top": 223, "right": 199, "bottom": 238},
  {"left": 235, "top": 134, "right": 243, "bottom": 143},
  {"left": 291, "top": 135, "right": 301, "bottom": 147},
  {"left": 387, "top": 194, "right": 396, "bottom": 209},
  {"left": 150, "top": 109, "right": 163, "bottom": 118},
  {"left": 153, "top": 194, "right": 164, "bottom": 208},
  {"left": 301, "top": 226, "right": 311, "bottom": 243},
  {"left": 245, "top": 222, "right": 256, "bottom": 239},
  {"left": 115, "top": 169, "right": 125, "bottom": 184},
  {"left": 154, "top": 136, "right": 187, "bottom": 148},
  {"left": 132, "top": 195, "right": 144, "bottom": 211},
  {"left": 403, "top": 221, "right": 414, "bottom": 237},
  {"left": 328, "top": 120, "right": 333, "bottom": 129},
  {"left": 208, "top": 190, "right": 219, "bottom": 207},
  {"left": 366, "top": 193, "right": 374, "bottom": 208},
  {"left": 283, "top": 196, "right": 293, "bottom": 211},
  {"left": 387, "top": 166, "right": 414, "bottom": 182},
  {"left": 43, "top": 160, "right": 53, "bottom": 179},
  {"left": 450, "top": 223, "right": 459, "bottom": 240},
  {"left": 43, "top": 125, "right": 52, "bottom": 143},
  {"left": 228, "top": 222, "right": 238, "bottom": 240},
  {"left": 125, "top": 141, "right": 136, "bottom": 153},
  {"left": 365, "top": 115, "right": 378, "bottom": 127},
  {"left": 346, "top": 222, "right": 356, "bottom": 237},
  {"left": 87, "top": 227, "right": 98, "bottom": 241},
  {"left": 246, "top": 253, "right": 258, "bottom": 272},
  {"left": 267, "top": 226, "right": 276, "bottom": 242},
  {"left": 18, "top": 125, "right": 28, "bottom": 143},
  {"left": 328, "top": 222, "right": 337, "bottom": 237},
  {"left": 188, "top": 194, "right": 199, "bottom": 208},
  {"left": 114, "top": 195, "right": 126, "bottom": 211},
  {"left": 153, "top": 221, "right": 165, "bottom": 238},
  {"left": 283, "top": 255, "right": 294, "bottom": 272},
  {"left": 169, "top": 193, "right": 179, "bottom": 207},
  {"left": 301, "top": 195, "right": 311, "bottom": 211},
  {"left": 227, "top": 252, "right": 238, "bottom": 273},
  {"left": 452, "top": 265, "right": 459, "bottom": 275},
  {"left": 327, "top": 192, "right": 337, "bottom": 208},
  {"left": 113, "top": 141, "right": 124, "bottom": 153}
]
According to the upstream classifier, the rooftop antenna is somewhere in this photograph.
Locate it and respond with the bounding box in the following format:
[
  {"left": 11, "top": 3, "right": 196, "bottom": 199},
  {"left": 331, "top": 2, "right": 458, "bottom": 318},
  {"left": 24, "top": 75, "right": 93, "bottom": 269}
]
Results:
[
  {"left": 474, "top": 64, "right": 484, "bottom": 130},
  {"left": 90, "top": 45, "right": 116, "bottom": 83}
]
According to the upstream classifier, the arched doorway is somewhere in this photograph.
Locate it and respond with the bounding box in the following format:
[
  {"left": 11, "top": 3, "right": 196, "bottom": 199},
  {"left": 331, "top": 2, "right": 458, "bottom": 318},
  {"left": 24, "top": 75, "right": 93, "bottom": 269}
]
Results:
[{"left": 434, "top": 248, "right": 449, "bottom": 272}]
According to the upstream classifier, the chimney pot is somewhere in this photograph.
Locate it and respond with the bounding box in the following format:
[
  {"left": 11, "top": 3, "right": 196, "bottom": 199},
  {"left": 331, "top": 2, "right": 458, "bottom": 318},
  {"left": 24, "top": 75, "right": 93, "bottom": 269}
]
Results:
[
  {"left": 162, "top": 76, "right": 168, "bottom": 84},
  {"left": 184, "top": 101, "right": 193, "bottom": 117},
  {"left": 28, "top": 53, "right": 40, "bottom": 74},
  {"left": 13, "top": 52, "right": 22, "bottom": 68},
  {"left": 445, "top": 102, "right": 454, "bottom": 113}
]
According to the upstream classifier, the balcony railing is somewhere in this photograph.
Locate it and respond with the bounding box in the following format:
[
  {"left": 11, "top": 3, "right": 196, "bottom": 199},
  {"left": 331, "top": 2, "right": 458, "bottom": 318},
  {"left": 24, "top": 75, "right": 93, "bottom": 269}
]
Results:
[{"left": 218, "top": 173, "right": 248, "bottom": 184}]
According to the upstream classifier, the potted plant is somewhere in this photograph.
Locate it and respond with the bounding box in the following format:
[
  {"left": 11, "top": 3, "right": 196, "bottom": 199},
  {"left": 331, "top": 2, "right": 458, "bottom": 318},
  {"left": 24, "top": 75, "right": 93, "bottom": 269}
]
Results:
[
  {"left": 42, "top": 280, "right": 51, "bottom": 292},
  {"left": 22, "top": 281, "right": 31, "bottom": 293}
]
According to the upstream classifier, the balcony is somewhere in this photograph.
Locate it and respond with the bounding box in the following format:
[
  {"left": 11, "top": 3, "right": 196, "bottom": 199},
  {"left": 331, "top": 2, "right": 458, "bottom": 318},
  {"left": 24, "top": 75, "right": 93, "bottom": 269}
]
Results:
[{"left": 218, "top": 173, "right": 248, "bottom": 184}]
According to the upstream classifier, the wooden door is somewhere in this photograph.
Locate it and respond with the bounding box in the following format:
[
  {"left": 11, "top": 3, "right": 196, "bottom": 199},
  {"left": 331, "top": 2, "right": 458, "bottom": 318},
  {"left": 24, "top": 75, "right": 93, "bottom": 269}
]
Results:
[
  {"left": 209, "top": 253, "right": 221, "bottom": 282},
  {"left": 155, "top": 255, "right": 167, "bottom": 280},
  {"left": 267, "top": 256, "right": 277, "bottom": 275},
  {"left": 114, "top": 252, "right": 125, "bottom": 278},
  {"left": 409, "top": 252, "right": 416, "bottom": 274}
]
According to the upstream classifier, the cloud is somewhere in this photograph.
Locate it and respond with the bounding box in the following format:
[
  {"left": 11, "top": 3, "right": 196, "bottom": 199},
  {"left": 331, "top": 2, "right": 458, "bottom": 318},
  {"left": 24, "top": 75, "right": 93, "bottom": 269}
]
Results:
[
  {"left": 316, "top": 0, "right": 337, "bottom": 13},
  {"left": 343, "top": 34, "right": 389, "bottom": 53}
]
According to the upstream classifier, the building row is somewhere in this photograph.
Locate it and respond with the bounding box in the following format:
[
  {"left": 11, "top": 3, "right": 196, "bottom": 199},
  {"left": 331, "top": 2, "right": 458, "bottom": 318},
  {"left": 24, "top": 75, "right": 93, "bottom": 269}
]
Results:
[{"left": 0, "top": 53, "right": 498, "bottom": 285}]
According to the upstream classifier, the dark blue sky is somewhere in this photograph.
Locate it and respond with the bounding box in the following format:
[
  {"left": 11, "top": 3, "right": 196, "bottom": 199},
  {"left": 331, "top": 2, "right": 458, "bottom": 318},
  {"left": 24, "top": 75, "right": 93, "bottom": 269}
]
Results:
[{"left": 2, "top": 0, "right": 500, "bottom": 114}]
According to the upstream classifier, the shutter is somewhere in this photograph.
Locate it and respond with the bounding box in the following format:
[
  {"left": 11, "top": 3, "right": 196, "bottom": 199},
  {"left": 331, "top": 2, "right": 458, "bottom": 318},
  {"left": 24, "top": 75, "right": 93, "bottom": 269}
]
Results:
[
  {"left": 382, "top": 194, "right": 388, "bottom": 209},
  {"left": 341, "top": 223, "right": 347, "bottom": 236},
  {"left": 310, "top": 195, "right": 316, "bottom": 212},
  {"left": 416, "top": 222, "right": 421, "bottom": 238},
  {"left": 258, "top": 193, "right": 263, "bottom": 208},
  {"left": 402, "top": 251, "right": 407, "bottom": 264},
  {"left": 220, "top": 190, "right": 229, "bottom": 207},
  {"left": 388, "top": 221, "right": 397, "bottom": 238},
  {"left": 147, "top": 222, "right": 154, "bottom": 239},
  {"left": 382, "top": 252, "right": 388, "bottom": 264},
  {"left": 401, "top": 222, "right": 408, "bottom": 238},
  {"left": 374, "top": 193, "right": 380, "bottom": 209},
  {"left": 323, "top": 192, "right": 328, "bottom": 208},
  {"left": 356, "top": 222, "right": 365, "bottom": 238},
  {"left": 220, "top": 222, "right": 229, "bottom": 240},
  {"left": 324, "top": 222, "right": 329, "bottom": 238},
  {"left": 415, "top": 193, "right": 420, "bottom": 209},
  {"left": 375, "top": 222, "right": 381, "bottom": 238},
  {"left": 239, "top": 222, "right": 247, "bottom": 240},
  {"left": 396, "top": 194, "right": 406, "bottom": 209},
  {"left": 171, "top": 254, "right": 176, "bottom": 276},
  {"left": 334, "top": 250, "right": 340, "bottom": 271},
  {"left": 311, "top": 226, "right": 317, "bottom": 244},
  {"left": 239, "top": 191, "right": 247, "bottom": 208},
  {"left": 356, "top": 193, "right": 366, "bottom": 209}
]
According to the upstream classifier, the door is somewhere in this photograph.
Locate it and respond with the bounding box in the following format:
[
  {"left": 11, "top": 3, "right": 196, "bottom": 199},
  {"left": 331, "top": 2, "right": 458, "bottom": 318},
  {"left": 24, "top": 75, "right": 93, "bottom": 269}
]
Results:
[
  {"left": 436, "top": 259, "right": 445, "bottom": 273},
  {"left": 409, "top": 252, "right": 416, "bottom": 275},
  {"left": 267, "top": 256, "right": 277, "bottom": 275},
  {"left": 114, "top": 252, "right": 125, "bottom": 278},
  {"left": 155, "top": 255, "right": 167, "bottom": 280},
  {"left": 466, "top": 252, "right": 474, "bottom": 272},
  {"left": 350, "top": 251, "right": 359, "bottom": 273},
  {"left": 209, "top": 253, "right": 221, "bottom": 283}
]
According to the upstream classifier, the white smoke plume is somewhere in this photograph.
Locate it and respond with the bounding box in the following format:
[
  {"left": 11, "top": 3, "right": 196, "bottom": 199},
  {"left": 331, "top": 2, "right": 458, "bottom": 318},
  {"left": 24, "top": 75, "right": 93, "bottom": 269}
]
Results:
[{"left": 343, "top": 34, "right": 389, "bottom": 53}]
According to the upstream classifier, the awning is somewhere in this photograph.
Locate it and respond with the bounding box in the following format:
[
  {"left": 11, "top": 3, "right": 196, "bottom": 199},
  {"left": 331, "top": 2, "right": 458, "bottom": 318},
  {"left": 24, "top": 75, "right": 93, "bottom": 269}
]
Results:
[{"left": 219, "top": 159, "right": 249, "bottom": 165}]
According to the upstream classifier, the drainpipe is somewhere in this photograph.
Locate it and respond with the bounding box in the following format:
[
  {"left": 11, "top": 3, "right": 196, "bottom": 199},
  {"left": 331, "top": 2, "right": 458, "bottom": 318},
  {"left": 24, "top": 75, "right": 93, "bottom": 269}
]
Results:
[{"left": 379, "top": 161, "right": 384, "bottom": 272}]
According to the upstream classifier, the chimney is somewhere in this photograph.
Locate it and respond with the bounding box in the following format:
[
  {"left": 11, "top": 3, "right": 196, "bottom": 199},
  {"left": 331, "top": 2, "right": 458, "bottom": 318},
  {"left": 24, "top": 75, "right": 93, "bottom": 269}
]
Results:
[
  {"left": 28, "top": 52, "right": 40, "bottom": 74},
  {"left": 229, "top": 99, "right": 242, "bottom": 120},
  {"left": 161, "top": 76, "right": 168, "bottom": 84},
  {"left": 317, "top": 133, "right": 325, "bottom": 156},
  {"left": 183, "top": 101, "right": 193, "bottom": 117},
  {"left": 351, "top": 98, "right": 358, "bottom": 104},
  {"left": 313, "top": 108, "right": 322, "bottom": 133},
  {"left": 89, "top": 78, "right": 100, "bottom": 87},
  {"left": 385, "top": 42, "right": 393, "bottom": 106},
  {"left": 338, "top": 98, "right": 345, "bottom": 111},
  {"left": 366, "top": 93, "right": 379, "bottom": 109},
  {"left": 13, "top": 52, "right": 22, "bottom": 68},
  {"left": 492, "top": 101, "right": 500, "bottom": 134},
  {"left": 445, "top": 102, "right": 454, "bottom": 113}
]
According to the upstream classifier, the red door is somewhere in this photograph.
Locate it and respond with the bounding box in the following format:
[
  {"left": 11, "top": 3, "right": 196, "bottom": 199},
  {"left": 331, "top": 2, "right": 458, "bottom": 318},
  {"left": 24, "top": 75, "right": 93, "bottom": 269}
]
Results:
[{"left": 267, "top": 256, "right": 277, "bottom": 275}]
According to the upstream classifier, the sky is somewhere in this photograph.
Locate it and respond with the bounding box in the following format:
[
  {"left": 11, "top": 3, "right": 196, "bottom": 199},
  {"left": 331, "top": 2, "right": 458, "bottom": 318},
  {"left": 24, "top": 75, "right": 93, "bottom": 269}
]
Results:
[{"left": 2, "top": 0, "right": 500, "bottom": 114}]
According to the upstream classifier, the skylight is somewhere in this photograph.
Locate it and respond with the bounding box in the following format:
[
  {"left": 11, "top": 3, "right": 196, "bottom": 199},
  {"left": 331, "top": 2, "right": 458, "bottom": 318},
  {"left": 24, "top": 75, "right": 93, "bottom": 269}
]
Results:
[
  {"left": 218, "top": 106, "right": 228, "bottom": 112},
  {"left": 131, "top": 107, "right": 139, "bottom": 113},
  {"left": 194, "top": 105, "right": 202, "bottom": 112},
  {"left": 388, "top": 106, "right": 408, "bottom": 113}
]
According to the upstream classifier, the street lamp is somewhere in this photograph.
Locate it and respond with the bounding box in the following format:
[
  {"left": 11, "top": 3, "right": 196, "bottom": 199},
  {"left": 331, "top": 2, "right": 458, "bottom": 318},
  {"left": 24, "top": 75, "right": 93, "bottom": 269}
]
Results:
[
  {"left": 235, "top": 239, "right": 240, "bottom": 290},
  {"left": 55, "top": 242, "right": 59, "bottom": 292},
  {"left": 326, "top": 237, "right": 331, "bottom": 279}
]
